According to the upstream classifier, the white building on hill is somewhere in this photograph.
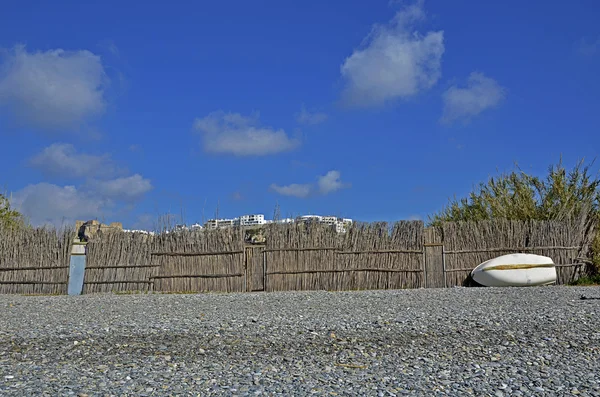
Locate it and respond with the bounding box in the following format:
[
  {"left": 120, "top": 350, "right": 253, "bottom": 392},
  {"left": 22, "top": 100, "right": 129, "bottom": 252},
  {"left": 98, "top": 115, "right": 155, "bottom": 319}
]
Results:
[
  {"left": 204, "top": 218, "right": 235, "bottom": 229},
  {"left": 296, "top": 215, "right": 353, "bottom": 233},
  {"left": 202, "top": 213, "right": 352, "bottom": 232},
  {"left": 235, "top": 214, "right": 266, "bottom": 227}
]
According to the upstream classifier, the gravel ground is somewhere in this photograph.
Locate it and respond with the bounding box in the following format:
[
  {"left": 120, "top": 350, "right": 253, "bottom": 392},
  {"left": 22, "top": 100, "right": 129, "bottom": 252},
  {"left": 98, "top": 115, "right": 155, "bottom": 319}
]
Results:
[{"left": 1, "top": 286, "right": 599, "bottom": 397}]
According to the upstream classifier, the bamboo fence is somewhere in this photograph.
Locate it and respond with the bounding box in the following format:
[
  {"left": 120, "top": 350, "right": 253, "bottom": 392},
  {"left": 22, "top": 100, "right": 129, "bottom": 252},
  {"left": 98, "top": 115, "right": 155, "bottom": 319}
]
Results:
[
  {"left": 151, "top": 228, "right": 245, "bottom": 293},
  {"left": 263, "top": 220, "right": 424, "bottom": 291},
  {"left": 0, "top": 218, "right": 595, "bottom": 294},
  {"left": 85, "top": 231, "right": 155, "bottom": 293},
  {"left": 85, "top": 228, "right": 246, "bottom": 293},
  {"left": 0, "top": 227, "right": 73, "bottom": 294}
]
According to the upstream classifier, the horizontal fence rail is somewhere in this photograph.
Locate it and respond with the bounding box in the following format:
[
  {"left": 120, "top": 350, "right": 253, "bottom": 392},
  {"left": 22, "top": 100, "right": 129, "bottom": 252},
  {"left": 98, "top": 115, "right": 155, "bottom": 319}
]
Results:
[
  {"left": 0, "top": 281, "right": 67, "bottom": 285},
  {"left": 150, "top": 273, "right": 244, "bottom": 279},
  {"left": 444, "top": 246, "right": 583, "bottom": 254},
  {"left": 0, "top": 266, "right": 69, "bottom": 271},
  {"left": 262, "top": 248, "right": 424, "bottom": 254},
  {"left": 150, "top": 250, "right": 244, "bottom": 257},
  {"left": 84, "top": 280, "right": 153, "bottom": 285},
  {"left": 85, "top": 265, "right": 159, "bottom": 269},
  {"left": 266, "top": 268, "right": 423, "bottom": 275}
]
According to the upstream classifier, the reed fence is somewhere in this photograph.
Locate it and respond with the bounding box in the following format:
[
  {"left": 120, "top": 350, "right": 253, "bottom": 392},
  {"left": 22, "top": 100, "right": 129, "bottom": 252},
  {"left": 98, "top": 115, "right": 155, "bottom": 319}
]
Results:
[
  {"left": 85, "top": 227, "right": 245, "bottom": 293},
  {"left": 85, "top": 232, "right": 154, "bottom": 293},
  {"left": 0, "top": 227, "right": 74, "bottom": 294},
  {"left": 0, "top": 218, "right": 596, "bottom": 295},
  {"left": 151, "top": 227, "right": 244, "bottom": 293},
  {"left": 263, "top": 220, "right": 424, "bottom": 291}
]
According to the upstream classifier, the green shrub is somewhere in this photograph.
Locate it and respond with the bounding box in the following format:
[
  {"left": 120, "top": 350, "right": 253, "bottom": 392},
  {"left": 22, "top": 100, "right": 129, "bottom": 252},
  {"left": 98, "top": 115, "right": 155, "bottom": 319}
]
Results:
[
  {"left": 429, "top": 158, "right": 600, "bottom": 270},
  {"left": 569, "top": 274, "right": 600, "bottom": 286},
  {"left": 0, "top": 193, "right": 24, "bottom": 230}
]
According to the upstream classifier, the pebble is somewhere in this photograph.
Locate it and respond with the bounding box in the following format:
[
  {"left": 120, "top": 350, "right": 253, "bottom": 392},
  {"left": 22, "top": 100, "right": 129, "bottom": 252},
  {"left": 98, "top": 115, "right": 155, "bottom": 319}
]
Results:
[{"left": 0, "top": 286, "right": 599, "bottom": 395}]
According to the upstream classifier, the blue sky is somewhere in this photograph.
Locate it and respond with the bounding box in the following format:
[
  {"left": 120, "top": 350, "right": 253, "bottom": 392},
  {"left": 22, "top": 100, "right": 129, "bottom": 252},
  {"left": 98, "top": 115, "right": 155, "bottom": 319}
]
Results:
[{"left": 1, "top": 0, "right": 599, "bottom": 230}]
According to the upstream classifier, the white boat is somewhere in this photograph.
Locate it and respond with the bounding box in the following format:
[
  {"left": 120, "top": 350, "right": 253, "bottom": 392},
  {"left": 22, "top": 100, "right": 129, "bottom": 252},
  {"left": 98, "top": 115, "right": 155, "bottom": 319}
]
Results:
[{"left": 470, "top": 253, "right": 557, "bottom": 287}]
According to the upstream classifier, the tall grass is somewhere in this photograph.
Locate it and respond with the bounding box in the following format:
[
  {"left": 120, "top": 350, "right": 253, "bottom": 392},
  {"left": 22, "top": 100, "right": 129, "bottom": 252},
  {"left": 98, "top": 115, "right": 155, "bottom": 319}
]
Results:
[{"left": 429, "top": 158, "right": 600, "bottom": 270}]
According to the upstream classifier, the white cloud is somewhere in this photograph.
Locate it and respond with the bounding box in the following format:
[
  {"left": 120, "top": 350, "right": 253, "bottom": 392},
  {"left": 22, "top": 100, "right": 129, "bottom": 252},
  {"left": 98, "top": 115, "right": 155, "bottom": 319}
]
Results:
[
  {"left": 269, "top": 183, "right": 312, "bottom": 198},
  {"left": 441, "top": 72, "right": 506, "bottom": 124},
  {"left": 340, "top": 0, "right": 444, "bottom": 107},
  {"left": 296, "top": 105, "right": 328, "bottom": 125},
  {"left": 270, "top": 170, "right": 350, "bottom": 198},
  {"left": 11, "top": 173, "right": 153, "bottom": 227},
  {"left": 194, "top": 111, "right": 300, "bottom": 156},
  {"left": 13, "top": 142, "right": 152, "bottom": 227},
  {"left": 29, "top": 143, "right": 118, "bottom": 178},
  {"left": 10, "top": 183, "right": 108, "bottom": 228},
  {"left": 317, "top": 170, "right": 350, "bottom": 194},
  {"left": 0, "top": 45, "right": 107, "bottom": 130},
  {"left": 91, "top": 174, "right": 153, "bottom": 202}
]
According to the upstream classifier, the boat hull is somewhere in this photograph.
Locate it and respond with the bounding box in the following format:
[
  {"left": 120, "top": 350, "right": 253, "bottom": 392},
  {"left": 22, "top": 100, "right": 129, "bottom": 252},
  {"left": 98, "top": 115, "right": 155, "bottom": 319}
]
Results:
[{"left": 471, "top": 253, "right": 557, "bottom": 287}]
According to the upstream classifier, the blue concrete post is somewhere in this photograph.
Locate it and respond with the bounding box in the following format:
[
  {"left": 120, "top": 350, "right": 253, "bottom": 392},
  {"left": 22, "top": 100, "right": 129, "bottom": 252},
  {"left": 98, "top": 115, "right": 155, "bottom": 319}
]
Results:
[{"left": 68, "top": 242, "right": 87, "bottom": 295}]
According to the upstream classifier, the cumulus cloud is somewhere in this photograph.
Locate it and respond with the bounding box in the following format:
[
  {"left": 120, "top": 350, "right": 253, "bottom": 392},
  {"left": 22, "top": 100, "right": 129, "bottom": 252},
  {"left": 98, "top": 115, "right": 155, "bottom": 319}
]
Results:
[
  {"left": 10, "top": 183, "right": 108, "bottom": 228},
  {"left": 270, "top": 170, "right": 350, "bottom": 198},
  {"left": 29, "top": 143, "right": 119, "bottom": 179},
  {"left": 11, "top": 173, "right": 153, "bottom": 227},
  {"left": 194, "top": 111, "right": 300, "bottom": 156},
  {"left": 269, "top": 183, "right": 312, "bottom": 198},
  {"left": 340, "top": 0, "right": 444, "bottom": 107},
  {"left": 317, "top": 170, "right": 350, "bottom": 195},
  {"left": 441, "top": 72, "right": 506, "bottom": 124},
  {"left": 0, "top": 45, "right": 107, "bottom": 130},
  {"left": 90, "top": 174, "right": 153, "bottom": 202},
  {"left": 296, "top": 105, "right": 328, "bottom": 125}
]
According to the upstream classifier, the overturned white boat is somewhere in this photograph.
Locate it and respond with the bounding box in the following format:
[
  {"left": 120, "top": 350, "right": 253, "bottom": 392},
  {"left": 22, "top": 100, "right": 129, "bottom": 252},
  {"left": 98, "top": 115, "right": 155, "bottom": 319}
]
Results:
[{"left": 471, "top": 253, "right": 557, "bottom": 287}]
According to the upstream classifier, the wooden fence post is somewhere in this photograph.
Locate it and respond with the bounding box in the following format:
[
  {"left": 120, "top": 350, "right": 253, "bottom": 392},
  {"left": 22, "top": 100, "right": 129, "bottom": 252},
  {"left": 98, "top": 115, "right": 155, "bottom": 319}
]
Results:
[{"left": 423, "top": 227, "right": 445, "bottom": 288}]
